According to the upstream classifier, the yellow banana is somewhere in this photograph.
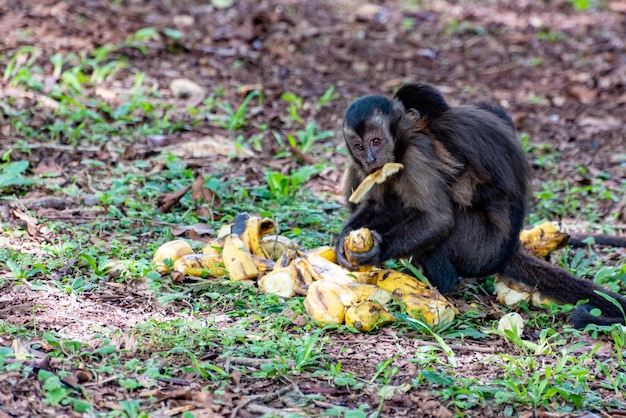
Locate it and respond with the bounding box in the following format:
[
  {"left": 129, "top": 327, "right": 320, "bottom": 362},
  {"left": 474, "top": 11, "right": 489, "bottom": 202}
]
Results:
[
  {"left": 403, "top": 294, "right": 457, "bottom": 326},
  {"left": 345, "top": 300, "right": 395, "bottom": 332},
  {"left": 349, "top": 162, "right": 404, "bottom": 204},
  {"left": 373, "top": 269, "right": 431, "bottom": 298},
  {"left": 519, "top": 221, "right": 569, "bottom": 258},
  {"left": 304, "top": 280, "right": 359, "bottom": 325},
  {"left": 240, "top": 215, "right": 275, "bottom": 257},
  {"left": 493, "top": 276, "right": 555, "bottom": 308},
  {"left": 171, "top": 253, "right": 227, "bottom": 281},
  {"left": 299, "top": 251, "right": 357, "bottom": 285},
  {"left": 306, "top": 245, "right": 336, "bottom": 263},
  {"left": 259, "top": 265, "right": 298, "bottom": 298},
  {"left": 343, "top": 228, "right": 376, "bottom": 271},
  {"left": 345, "top": 283, "right": 392, "bottom": 305},
  {"left": 251, "top": 255, "right": 275, "bottom": 273},
  {"left": 222, "top": 234, "right": 259, "bottom": 281},
  {"left": 153, "top": 240, "right": 194, "bottom": 273},
  {"left": 201, "top": 239, "right": 224, "bottom": 255}
]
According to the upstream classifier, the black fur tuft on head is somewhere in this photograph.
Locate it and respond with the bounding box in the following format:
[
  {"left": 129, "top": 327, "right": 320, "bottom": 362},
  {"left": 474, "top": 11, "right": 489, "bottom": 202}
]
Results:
[
  {"left": 394, "top": 83, "right": 450, "bottom": 120},
  {"left": 343, "top": 95, "right": 395, "bottom": 137}
]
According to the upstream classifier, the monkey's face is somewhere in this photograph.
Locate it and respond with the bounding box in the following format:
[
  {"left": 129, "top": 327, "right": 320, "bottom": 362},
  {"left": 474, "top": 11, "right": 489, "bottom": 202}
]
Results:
[{"left": 344, "top": 123, "right": 396, "bottom": 173}]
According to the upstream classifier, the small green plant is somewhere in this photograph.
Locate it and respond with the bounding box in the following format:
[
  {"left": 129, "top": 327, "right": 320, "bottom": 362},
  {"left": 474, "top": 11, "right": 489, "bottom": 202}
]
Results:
[
  {"left": 265, "top": 165, "right": 318, "bottom": 203},
  {"left": 215, "top": 90, "right": 261, "bottom": 130},
  {"left": 0, "top": 153, "right": 34, "bottom": 190}
]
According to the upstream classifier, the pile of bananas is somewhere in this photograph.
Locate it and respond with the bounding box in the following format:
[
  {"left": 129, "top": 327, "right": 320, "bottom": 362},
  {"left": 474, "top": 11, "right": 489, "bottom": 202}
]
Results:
[{"left": 152, "top": 213, "right": 457, "bottom": 332}]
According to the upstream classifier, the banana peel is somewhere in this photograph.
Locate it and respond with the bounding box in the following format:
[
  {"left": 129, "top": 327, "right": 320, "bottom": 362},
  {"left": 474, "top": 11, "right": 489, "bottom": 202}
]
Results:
[
  {"left": 349, "top": 163, "right": 404, "bottom": 204},
  {"left": 345, "top": 300, "right": 394, "bottom": 332},
  {"left": 222, "top": 234, "right": 259, "bottom": 281},
  {"left": 260, "top": 235, "right": 297, "bottom": 260},
  {"left": 519, "top": 221, "right": 569, "bottom": 258},
  {"left": 304, "top": 280, "right": 360, "bottom": 325},
  {"left": 171, "top": 253, "right": 227, "bottom": 281},
  {"left": 153, "top": 240, "right": 195, "bottom": 273}
]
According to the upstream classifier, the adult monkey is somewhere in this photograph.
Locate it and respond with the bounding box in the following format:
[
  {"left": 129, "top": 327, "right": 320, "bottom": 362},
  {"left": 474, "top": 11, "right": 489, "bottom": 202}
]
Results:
[{"left": 335, "top": 83, "right": 626, "bottom": 328}]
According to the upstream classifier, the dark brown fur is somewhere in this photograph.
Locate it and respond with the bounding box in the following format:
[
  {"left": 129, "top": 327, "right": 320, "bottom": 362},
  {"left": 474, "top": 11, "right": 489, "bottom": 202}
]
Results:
[{"left": 336, "top": 83, "right": 626, "bottom": 328}]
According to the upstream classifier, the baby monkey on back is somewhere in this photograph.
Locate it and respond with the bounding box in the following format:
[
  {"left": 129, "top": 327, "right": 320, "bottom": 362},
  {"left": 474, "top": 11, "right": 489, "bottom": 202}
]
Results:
[{"left": 335, "top": 83, "right": 626, "bottom": 328}]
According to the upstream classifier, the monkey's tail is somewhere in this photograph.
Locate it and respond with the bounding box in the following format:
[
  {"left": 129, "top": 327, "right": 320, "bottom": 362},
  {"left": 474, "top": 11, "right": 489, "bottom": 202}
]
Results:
[{"left": 500, "top": 250, "right": 626, "bottom": 328}]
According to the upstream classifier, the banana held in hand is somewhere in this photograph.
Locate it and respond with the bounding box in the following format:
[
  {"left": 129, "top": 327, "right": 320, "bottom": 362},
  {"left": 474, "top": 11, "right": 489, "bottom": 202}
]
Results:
[
  {"left": 345, "top": 300, "right": 395, "bottom": 332},
  {"left": 343, "top": 228, "right": 376, "bottom": 269},
  {"left": 153, "top": 240, "right": 194, "bottom": 273}
]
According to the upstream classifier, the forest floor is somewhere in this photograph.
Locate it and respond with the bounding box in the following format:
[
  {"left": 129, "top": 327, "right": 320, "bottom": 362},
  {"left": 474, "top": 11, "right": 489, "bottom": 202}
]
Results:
[{"left": 1, "top": 0, "right": 626, "bottom": 417}]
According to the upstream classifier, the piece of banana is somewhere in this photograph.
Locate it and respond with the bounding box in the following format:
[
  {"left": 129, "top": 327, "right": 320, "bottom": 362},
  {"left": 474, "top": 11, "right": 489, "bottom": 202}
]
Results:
[
  {"left": 260, "top": 235, "right": 297, "bottom": 260},
  {"left": 222, "top": 234, "right": 259, "bottom": 281},
  {"left": 345, "top": 300, "right": 395, "bottom": 332},
  {"left": 259, "top": 265, "right": 298, "bottom": 298},
  {"left": 304, "top": 280, "right": 359, "bottom": 325},
  {"left": 373, "top": 269, "right": 431, "bottom": 298},
  {"left": 306, "top": 245, "right": 337, "bottom": 263},
  {"left": 299, "top": 251, "right": 358, "bottom": 285},
  {"left": 519, "top": 221, "right": 570, "bottom": 258},
  {"left": 240, "top": 215, "right": 275, "bottom": 258},
  {"left": 349, "top": 162, "right": 404, "bottom": 204},
  {"left": 493, "top": 276, "right": 555, "bottom": 308},
  {"left": 201, "top": 239, "right": 224, "bottom": 255},
  {"left": 345, "top": 283, "right": 392, "bottom": 306},
  {"left": 171, "top": 253, "right": 227, "bottom": 281},
  {"left": 153, "top": 240, "right": 195, "bottom": 273},
  {"left": 343, "top": 228, "right": 376, "bottom": 270},
  {"left": 403, "top": 294, "right": 458, "bottom": 326}
]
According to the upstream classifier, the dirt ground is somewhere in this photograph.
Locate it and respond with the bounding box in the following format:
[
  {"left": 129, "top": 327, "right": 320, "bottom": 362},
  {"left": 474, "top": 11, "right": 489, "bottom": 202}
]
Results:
[{"left": 1, "top": 0, "right": 626, "bottom": 416}]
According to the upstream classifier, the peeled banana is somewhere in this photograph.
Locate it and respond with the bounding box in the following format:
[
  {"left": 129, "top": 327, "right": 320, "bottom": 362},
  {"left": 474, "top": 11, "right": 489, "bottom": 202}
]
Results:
[
  {"left": 153, "top": 240, "right": 195, "bottom": 273},
  {"left": 259, "top": 265, "right": 299, "bottom": 298},
  {"left": 345, "top": 300, "right": 394, "bottom": 332},
  {"left": 343, "top": 228, "right": 376, "bottom": 270}
]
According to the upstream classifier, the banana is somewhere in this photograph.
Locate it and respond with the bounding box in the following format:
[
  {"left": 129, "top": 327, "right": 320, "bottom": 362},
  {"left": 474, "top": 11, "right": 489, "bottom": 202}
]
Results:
[
  {"left": 345, "top": 300, "right": 395, "bottom": 332},
  {"left": 251, "top": 255, "right": 275, "bottom": 273},
  {"left": 201, "top": 239, "right": 224, "bottom": 255},
  {"left": 259, "top": 265, "right": 298, "bottom": 298},
  {"left": 171, "top": 253, "right": 227, "bottom": 281},
  {"left": 260, "top": 235, "right": 297, "bottom": 260},
  {"left": 493, "top": 276, "right": 555, "bottom": 308},
  {"left": 299, "top": 251, "right": 357, "bottom": 285},
  {"left": 373, "top": 269, "right": 431, "bottom": 298},
  {"left": 345, "top": 283, "right": 392, "bottom": 306},
  {"left": 519, "top": 221, "right": 569, "bottom": 258},
  {"left": 343, "top": 228, "right": 375, "bottom": 270},
  {"left": 304, "top": 280, "right": 359, "bottom": 325},
  {"left": 349, "top": 162, "right": 404, "bottom": 204},
  {"left": 240, "top": 215, "right": 275, "bottom": 257},
  {"left": 403, "top": 294, "right": 458, "bottom": 326},
  {"left": 222, "top": 234, "right": 259, "bottom": 281},
  {"left": 306, "top": 245, "right": 336, "bottom": 263},
  {"left": 153, "top": 240, "right": 194, "bottom": 273}
]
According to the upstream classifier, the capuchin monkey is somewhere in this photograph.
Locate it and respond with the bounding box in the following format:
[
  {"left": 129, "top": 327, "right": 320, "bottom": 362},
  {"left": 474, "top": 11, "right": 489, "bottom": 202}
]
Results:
[{"left": 335, "top": 83, "right": 626, "bottom": 328}]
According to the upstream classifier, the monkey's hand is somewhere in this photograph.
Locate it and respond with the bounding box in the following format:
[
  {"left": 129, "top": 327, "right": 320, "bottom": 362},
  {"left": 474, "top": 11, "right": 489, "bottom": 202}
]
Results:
[{"left": 342, "top": 229, "right": 383, "bottom": 268}]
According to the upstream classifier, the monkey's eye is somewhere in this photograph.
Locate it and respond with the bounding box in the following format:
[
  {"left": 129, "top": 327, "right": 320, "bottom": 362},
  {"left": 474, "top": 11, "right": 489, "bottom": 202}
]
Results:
[
  {"left": 354, "top": 144, "right": 364, "bottom": 151},
  {"left": 371, "top": 138, "right": 381, "bottom": 146}
]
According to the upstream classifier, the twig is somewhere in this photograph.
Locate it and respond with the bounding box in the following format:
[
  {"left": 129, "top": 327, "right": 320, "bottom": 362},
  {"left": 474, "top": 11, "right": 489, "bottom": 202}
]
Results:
[
  {"left": 247, "top": 404, "right": 295, "bottom": 416},
  {"left": 229, "top": 387, "right": 291, "bottom": 418}
]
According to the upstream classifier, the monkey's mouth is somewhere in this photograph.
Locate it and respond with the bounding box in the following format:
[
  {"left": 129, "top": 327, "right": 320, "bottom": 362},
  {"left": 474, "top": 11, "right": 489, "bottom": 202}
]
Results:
[{"left": 365, "top": 163, "right": 385, "bottom": 174}]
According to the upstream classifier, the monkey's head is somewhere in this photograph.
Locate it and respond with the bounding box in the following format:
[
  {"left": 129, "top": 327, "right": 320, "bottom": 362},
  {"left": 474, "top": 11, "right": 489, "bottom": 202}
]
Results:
[{"left": 342, "top": 95, "right": 404, "bottom": 174}]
